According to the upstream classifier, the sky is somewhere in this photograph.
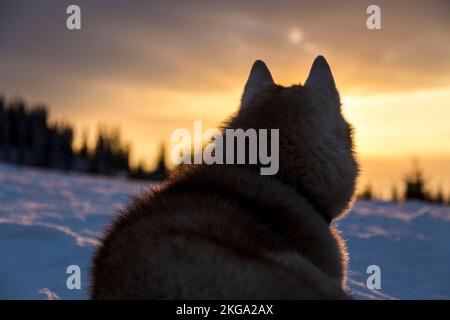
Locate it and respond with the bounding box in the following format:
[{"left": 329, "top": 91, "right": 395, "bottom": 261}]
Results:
[{"left": 1, "top": 0, "right": 449, "bottom": 197}]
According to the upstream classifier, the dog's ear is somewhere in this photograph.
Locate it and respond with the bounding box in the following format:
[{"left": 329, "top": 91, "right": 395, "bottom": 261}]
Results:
[
  {"left": 241, "top": 60, "right": 274, "bottom": 109},
  {"left": 305, "top": 56, "right": 337, "bottom": 95}
]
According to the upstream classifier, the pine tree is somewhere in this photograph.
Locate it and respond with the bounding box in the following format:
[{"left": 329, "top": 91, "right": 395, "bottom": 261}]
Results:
[
  {"left": 403, "top": 162, "right": 429, "bottom": 201},
  {"left": 148, "top": 144, "right": 167, "bottom": 181},
  {"left": 433, "top": 186, "right": 445, "bottom": 204},
  {"left": 359, "top": 184, "right": 373, "bottom": 201}
]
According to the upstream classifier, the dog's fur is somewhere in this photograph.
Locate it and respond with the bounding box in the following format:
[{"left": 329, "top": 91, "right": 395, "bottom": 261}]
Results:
[{"left": 91, "top": 56, "right": 359, "bottom": 299}]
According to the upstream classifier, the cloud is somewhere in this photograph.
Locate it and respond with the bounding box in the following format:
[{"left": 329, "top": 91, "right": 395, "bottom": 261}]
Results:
[
  {"left": 1, "top": 0, "right": 449, "bottom": 96},
  {"left": 0, "top": 0, "right": 449, "bottom": 166}
]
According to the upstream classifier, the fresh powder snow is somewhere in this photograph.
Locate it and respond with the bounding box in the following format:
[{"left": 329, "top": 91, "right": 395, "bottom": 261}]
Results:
[{"left": 0, "top": 163, "right": 448, "bottom": 300}]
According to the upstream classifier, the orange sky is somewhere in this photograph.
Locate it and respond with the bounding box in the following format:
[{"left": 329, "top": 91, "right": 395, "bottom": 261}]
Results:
[{"left": 1, "top": 0, "right": 449, "bottom": 196}]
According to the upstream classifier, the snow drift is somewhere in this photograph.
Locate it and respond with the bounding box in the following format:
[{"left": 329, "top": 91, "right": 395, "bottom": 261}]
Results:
[{"left": 0, "top": 163, "right": 448, "bottom": 299}]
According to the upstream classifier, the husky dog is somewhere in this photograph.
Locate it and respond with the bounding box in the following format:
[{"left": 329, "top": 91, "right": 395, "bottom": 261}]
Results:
[{"left": 91, "top": 56, "right": 359, "bottom": 299}]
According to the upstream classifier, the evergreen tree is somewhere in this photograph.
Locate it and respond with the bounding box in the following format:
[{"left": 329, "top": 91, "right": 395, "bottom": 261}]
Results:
[
  {"left": 403, "top": 164, "right": 429, "bottom": 201},
  {"left": 148, "top": 144, "right": 167, "bottom": 181},
  {"left": 433, "top": 186, "right": 445, "bottom": 204},
  {"left": 359, "top": 184, "right": 373, "bottom": 201},
  {"left": 0, "top": 95, "right": 164, "bottom": 181}
]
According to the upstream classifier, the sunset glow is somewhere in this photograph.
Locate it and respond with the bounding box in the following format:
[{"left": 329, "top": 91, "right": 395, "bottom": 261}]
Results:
[{"left": 1, "top": 0, "right": 449, "bottom": 195}]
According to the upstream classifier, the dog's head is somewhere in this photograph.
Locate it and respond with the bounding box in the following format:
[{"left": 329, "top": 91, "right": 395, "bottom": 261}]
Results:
[{"left": 235, "top": 56, "right": 359, "bottom": 219}]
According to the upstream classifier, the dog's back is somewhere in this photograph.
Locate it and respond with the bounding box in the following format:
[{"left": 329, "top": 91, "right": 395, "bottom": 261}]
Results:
[{"left": 91, "top": 56, "right": 358, "bottom": 299}]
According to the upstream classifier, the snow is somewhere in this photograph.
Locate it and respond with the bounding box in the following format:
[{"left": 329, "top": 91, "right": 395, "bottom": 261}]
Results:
[
  {"left": 338, "top": 200, "right": 450, "bottom": 299},
  {"left": 0, "top": 163, "right": 448, "bottom": 300}
]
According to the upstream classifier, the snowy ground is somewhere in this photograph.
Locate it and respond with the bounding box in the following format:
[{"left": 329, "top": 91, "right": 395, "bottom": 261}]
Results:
[{"left": 0, "top": 163, "right": 448, "bottom": 300}]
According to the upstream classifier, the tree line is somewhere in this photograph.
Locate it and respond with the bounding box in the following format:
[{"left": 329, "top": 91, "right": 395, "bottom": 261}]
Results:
[
  {"left": 0, "top": 96, "right": 167, "bottom": 181},
  {"left": 359, "top": 164, "right": 450, "bottom": 206}
]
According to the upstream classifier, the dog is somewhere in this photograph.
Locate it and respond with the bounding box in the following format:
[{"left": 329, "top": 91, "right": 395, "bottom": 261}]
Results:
[{"left": 91, "top": 56, "right": 359, "bottom": 299}]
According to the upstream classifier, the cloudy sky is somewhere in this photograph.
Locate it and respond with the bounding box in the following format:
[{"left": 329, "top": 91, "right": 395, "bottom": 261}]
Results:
[{"left": 1, "top": 0, "right": 449, "bottom": 194}]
